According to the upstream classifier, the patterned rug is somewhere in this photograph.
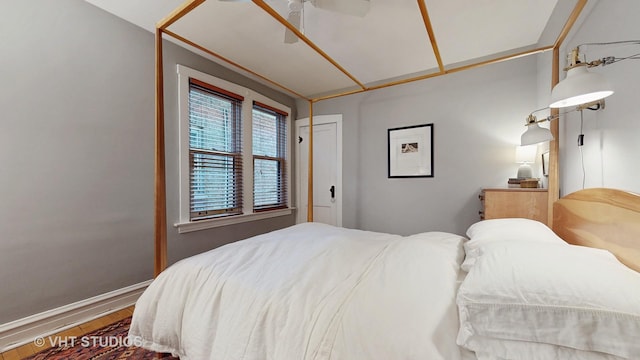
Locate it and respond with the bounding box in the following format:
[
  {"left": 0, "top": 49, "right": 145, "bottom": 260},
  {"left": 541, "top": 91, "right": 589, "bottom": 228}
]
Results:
[{"left": 24, "top": 317, "right": 179, "bottom": 359}]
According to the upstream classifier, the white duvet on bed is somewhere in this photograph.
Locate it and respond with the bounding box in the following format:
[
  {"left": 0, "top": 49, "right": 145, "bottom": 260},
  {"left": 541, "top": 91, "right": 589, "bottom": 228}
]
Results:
[{"left": 129, "top": 223, "right": 466, "bottom": 360}]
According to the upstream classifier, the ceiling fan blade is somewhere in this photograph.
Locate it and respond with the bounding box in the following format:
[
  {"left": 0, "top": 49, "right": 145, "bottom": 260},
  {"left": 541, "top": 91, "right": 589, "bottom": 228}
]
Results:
[
  {"left": 284, "top": 11, "right": 301, "bottom": 44},
  {"left": 311, "top": 0, "right": 370, "bottom": 17}
]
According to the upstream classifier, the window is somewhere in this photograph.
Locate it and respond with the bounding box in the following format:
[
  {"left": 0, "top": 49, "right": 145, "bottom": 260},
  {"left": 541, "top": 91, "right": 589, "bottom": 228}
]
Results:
[
  {"left": 188, "top": 79, "right": 243, "bottom": 220},
  {"left": 176, "top": 65, "right": 291, "bottom": 233},
  {"left": 253, "top": 102, "right": 288, "bottom": 212}
]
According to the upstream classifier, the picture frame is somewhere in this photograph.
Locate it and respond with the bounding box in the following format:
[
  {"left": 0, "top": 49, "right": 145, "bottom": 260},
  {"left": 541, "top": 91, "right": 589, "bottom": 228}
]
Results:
[
  {"left": 388, "top": 123, "right": 434, "bottom": 178},
  {"left": 542, "top": 151, "right": 550, "bottom": 177}
]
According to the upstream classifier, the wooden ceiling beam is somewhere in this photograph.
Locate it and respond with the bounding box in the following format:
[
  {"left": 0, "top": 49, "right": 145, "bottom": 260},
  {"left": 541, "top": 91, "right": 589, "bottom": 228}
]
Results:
[
  {"left": 547, "top": 0, "right": 588, "bottom": 227},
  {"left": 154, "top": 27, "right": 167, "bottom": 276},
  {"left": 156, "top": 1, "right": 568, "bottom": 103},
  {"left": 312, "top": 46, "right": 553, "bottom": 102},
  {"left": 417, "top": 0, "right": 445, "bottom": 73},
  {"left": 553, "top": 0, "right": 588, "bottom": 49},
  {"left": 251, "top": 0, "right": 367, "bottom": 91},
  {"left": 445, "top": 46, "right": 553, "bottom": 75},
  {"left": 157, "top": 0, "right": 205, "bottom": 30},
  {"left": 163, "top": 29, "right": 310, "bottom": 100}
]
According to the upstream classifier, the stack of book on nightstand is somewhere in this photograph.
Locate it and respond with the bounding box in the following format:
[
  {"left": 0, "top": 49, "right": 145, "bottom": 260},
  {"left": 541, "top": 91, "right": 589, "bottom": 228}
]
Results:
[
  {"left": 508, "top": 178, "right": 540, "bottom": 188},
  {"left": 508, "top": 178, "right": 523, "bottom": 188}
]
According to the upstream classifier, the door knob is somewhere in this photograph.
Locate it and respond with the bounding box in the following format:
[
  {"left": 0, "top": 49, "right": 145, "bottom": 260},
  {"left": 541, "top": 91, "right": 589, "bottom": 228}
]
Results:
[{"left": 330, "top": 185, "right": 335, "bottom": 199}]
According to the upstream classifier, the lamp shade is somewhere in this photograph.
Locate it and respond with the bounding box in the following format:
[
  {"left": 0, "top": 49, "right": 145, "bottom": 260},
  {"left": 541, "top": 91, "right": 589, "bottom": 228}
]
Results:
[
  {"left": 515, "top": 145, "right": 537, "bottom": 164},
  {"left": 550, "top": 65, "right": 614, "bottom": 108},
  {"left": 521, "top": 122, "right": 553, "bottom": 146}
]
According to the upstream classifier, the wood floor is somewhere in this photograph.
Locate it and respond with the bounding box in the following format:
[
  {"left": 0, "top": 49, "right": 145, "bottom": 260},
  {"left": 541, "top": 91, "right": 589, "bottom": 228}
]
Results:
[{"left": 0, "top": 306, "right": 134, "bottom": 360}]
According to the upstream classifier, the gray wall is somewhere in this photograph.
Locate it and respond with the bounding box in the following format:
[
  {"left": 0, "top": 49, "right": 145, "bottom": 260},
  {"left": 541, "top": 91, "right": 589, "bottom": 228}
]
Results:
[
  {"left": 0, "top": 0, "right": 295, "bottom": 324},
  {"left": 297, "top": 56, "right": 540, "bottom": 235}
]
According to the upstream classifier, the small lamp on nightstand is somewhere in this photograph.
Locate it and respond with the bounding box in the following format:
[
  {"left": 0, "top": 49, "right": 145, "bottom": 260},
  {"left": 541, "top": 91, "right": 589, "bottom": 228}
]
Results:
[{"left": 515, "top": 145, "right": 537, "bottom": 179}]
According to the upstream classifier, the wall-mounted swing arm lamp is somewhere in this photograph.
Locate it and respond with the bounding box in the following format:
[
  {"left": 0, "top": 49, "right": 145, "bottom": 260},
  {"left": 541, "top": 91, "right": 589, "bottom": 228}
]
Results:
[
  {"left": 550, "top": 40, "right": 640, "bottom": 108},
  {"left": 520, "top": 100, "right": 605, "bottom": 146},
  {"left": 521, "top": 112, "right": 555, "bottom": 146}
]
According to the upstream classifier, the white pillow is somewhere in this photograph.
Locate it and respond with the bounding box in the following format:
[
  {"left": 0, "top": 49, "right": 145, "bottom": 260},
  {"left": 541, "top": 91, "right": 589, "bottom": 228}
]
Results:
[
  {"left": 457, "top": 242, "right": 640, "bottom": 359},
  {"left": 469, "top": 336, "right": 627, "bottom": 360},
  {"left": 462, "top": 218, "right": 565, "bottom": 271}
]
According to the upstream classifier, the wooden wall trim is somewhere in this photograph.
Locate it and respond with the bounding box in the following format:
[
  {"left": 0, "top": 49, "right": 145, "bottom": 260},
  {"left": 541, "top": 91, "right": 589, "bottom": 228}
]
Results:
[
  {"left": 154, "top": 28, "right": 167, "bottom": 277},
  {"left": 548, "top": 47, "right": 560, "bottom": 227},
  {"left": 548, "top": 0, "right": 588, "bottom": 227},
  {"left": 307, "top": 101, "right": 314, "bottom": 222}
]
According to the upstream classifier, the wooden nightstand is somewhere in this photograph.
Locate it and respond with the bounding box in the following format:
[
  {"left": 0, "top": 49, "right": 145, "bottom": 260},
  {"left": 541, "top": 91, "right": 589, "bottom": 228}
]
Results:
[{"left": 479, "top": 188, "right": 548, "bottom": 224}]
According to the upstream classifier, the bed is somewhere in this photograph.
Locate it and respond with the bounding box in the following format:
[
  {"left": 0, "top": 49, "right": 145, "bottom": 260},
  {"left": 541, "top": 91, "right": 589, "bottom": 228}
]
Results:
[{"left": 130, "top": 188, "right": 640, "bottom": 360}]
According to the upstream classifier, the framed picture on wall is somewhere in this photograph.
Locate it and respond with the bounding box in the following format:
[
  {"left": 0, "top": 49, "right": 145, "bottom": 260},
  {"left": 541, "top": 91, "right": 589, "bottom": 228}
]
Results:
[
  {"left": 388, "top": 123, "right": 434, "bottom": 178},
  {"left": 542, "top": 151, "right": 550, "bottom": 177}
]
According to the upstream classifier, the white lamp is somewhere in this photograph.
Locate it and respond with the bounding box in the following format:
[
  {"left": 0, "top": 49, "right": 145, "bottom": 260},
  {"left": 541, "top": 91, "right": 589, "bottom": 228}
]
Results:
[
  {"left": 547, "top": 41, "right": 640, "bottom": 108},
  {"left": 515, "top": 145, "right": 537, "bottom": 178},
  {"left": 521, "top": 114, "right": 554, "bottom": 146},
  {"left": 550, "top": 63, "right": 614, "bottom": 108}
]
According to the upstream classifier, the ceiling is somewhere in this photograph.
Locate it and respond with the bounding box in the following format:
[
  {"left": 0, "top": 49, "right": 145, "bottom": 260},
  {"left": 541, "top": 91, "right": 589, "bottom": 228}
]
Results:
[{"left": 85, "top": 0, "right": 562, "bottom": 100}]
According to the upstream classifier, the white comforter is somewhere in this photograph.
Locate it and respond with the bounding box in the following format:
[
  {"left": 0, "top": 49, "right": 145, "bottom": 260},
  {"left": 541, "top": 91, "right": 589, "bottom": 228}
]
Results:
[{"left": 129, "top": 223, "right": 466, "bottom": 360}]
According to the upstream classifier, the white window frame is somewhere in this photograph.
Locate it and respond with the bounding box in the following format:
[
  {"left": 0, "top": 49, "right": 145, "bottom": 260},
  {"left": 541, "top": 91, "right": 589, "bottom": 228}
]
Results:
[{"left": 175, "top": 65, "right": 292, "bottom": 233}]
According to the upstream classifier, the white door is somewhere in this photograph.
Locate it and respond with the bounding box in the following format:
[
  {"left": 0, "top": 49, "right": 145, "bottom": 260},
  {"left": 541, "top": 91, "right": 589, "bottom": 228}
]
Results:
[{"left": 296, "top": 115, "right": 342, "bottom": 226}]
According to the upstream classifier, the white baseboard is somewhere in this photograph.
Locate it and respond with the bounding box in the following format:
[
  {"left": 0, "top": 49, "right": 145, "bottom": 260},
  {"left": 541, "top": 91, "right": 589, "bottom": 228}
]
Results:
[{"left": 0, "top": 280, "right": 152, "bottom": 352}]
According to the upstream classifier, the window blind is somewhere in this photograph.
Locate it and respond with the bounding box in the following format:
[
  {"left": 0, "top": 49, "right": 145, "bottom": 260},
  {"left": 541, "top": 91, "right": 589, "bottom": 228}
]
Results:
[
  {"left": 252, "top": 102, "right": 287, "bottom": 211},
  {"left": 189, "top": 79, "right": 243, "bottom": 220}
]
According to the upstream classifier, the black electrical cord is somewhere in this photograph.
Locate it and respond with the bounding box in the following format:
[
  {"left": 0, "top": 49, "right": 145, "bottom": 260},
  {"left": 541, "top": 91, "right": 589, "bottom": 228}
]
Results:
[{"left": 578, "top": 110, "right": 586, "bottom": 189}]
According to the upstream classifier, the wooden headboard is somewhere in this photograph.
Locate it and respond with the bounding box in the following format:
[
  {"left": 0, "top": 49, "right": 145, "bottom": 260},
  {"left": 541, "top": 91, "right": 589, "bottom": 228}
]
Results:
[{"left": 553, "top": 188, "right": 640, "bottom": 272}]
